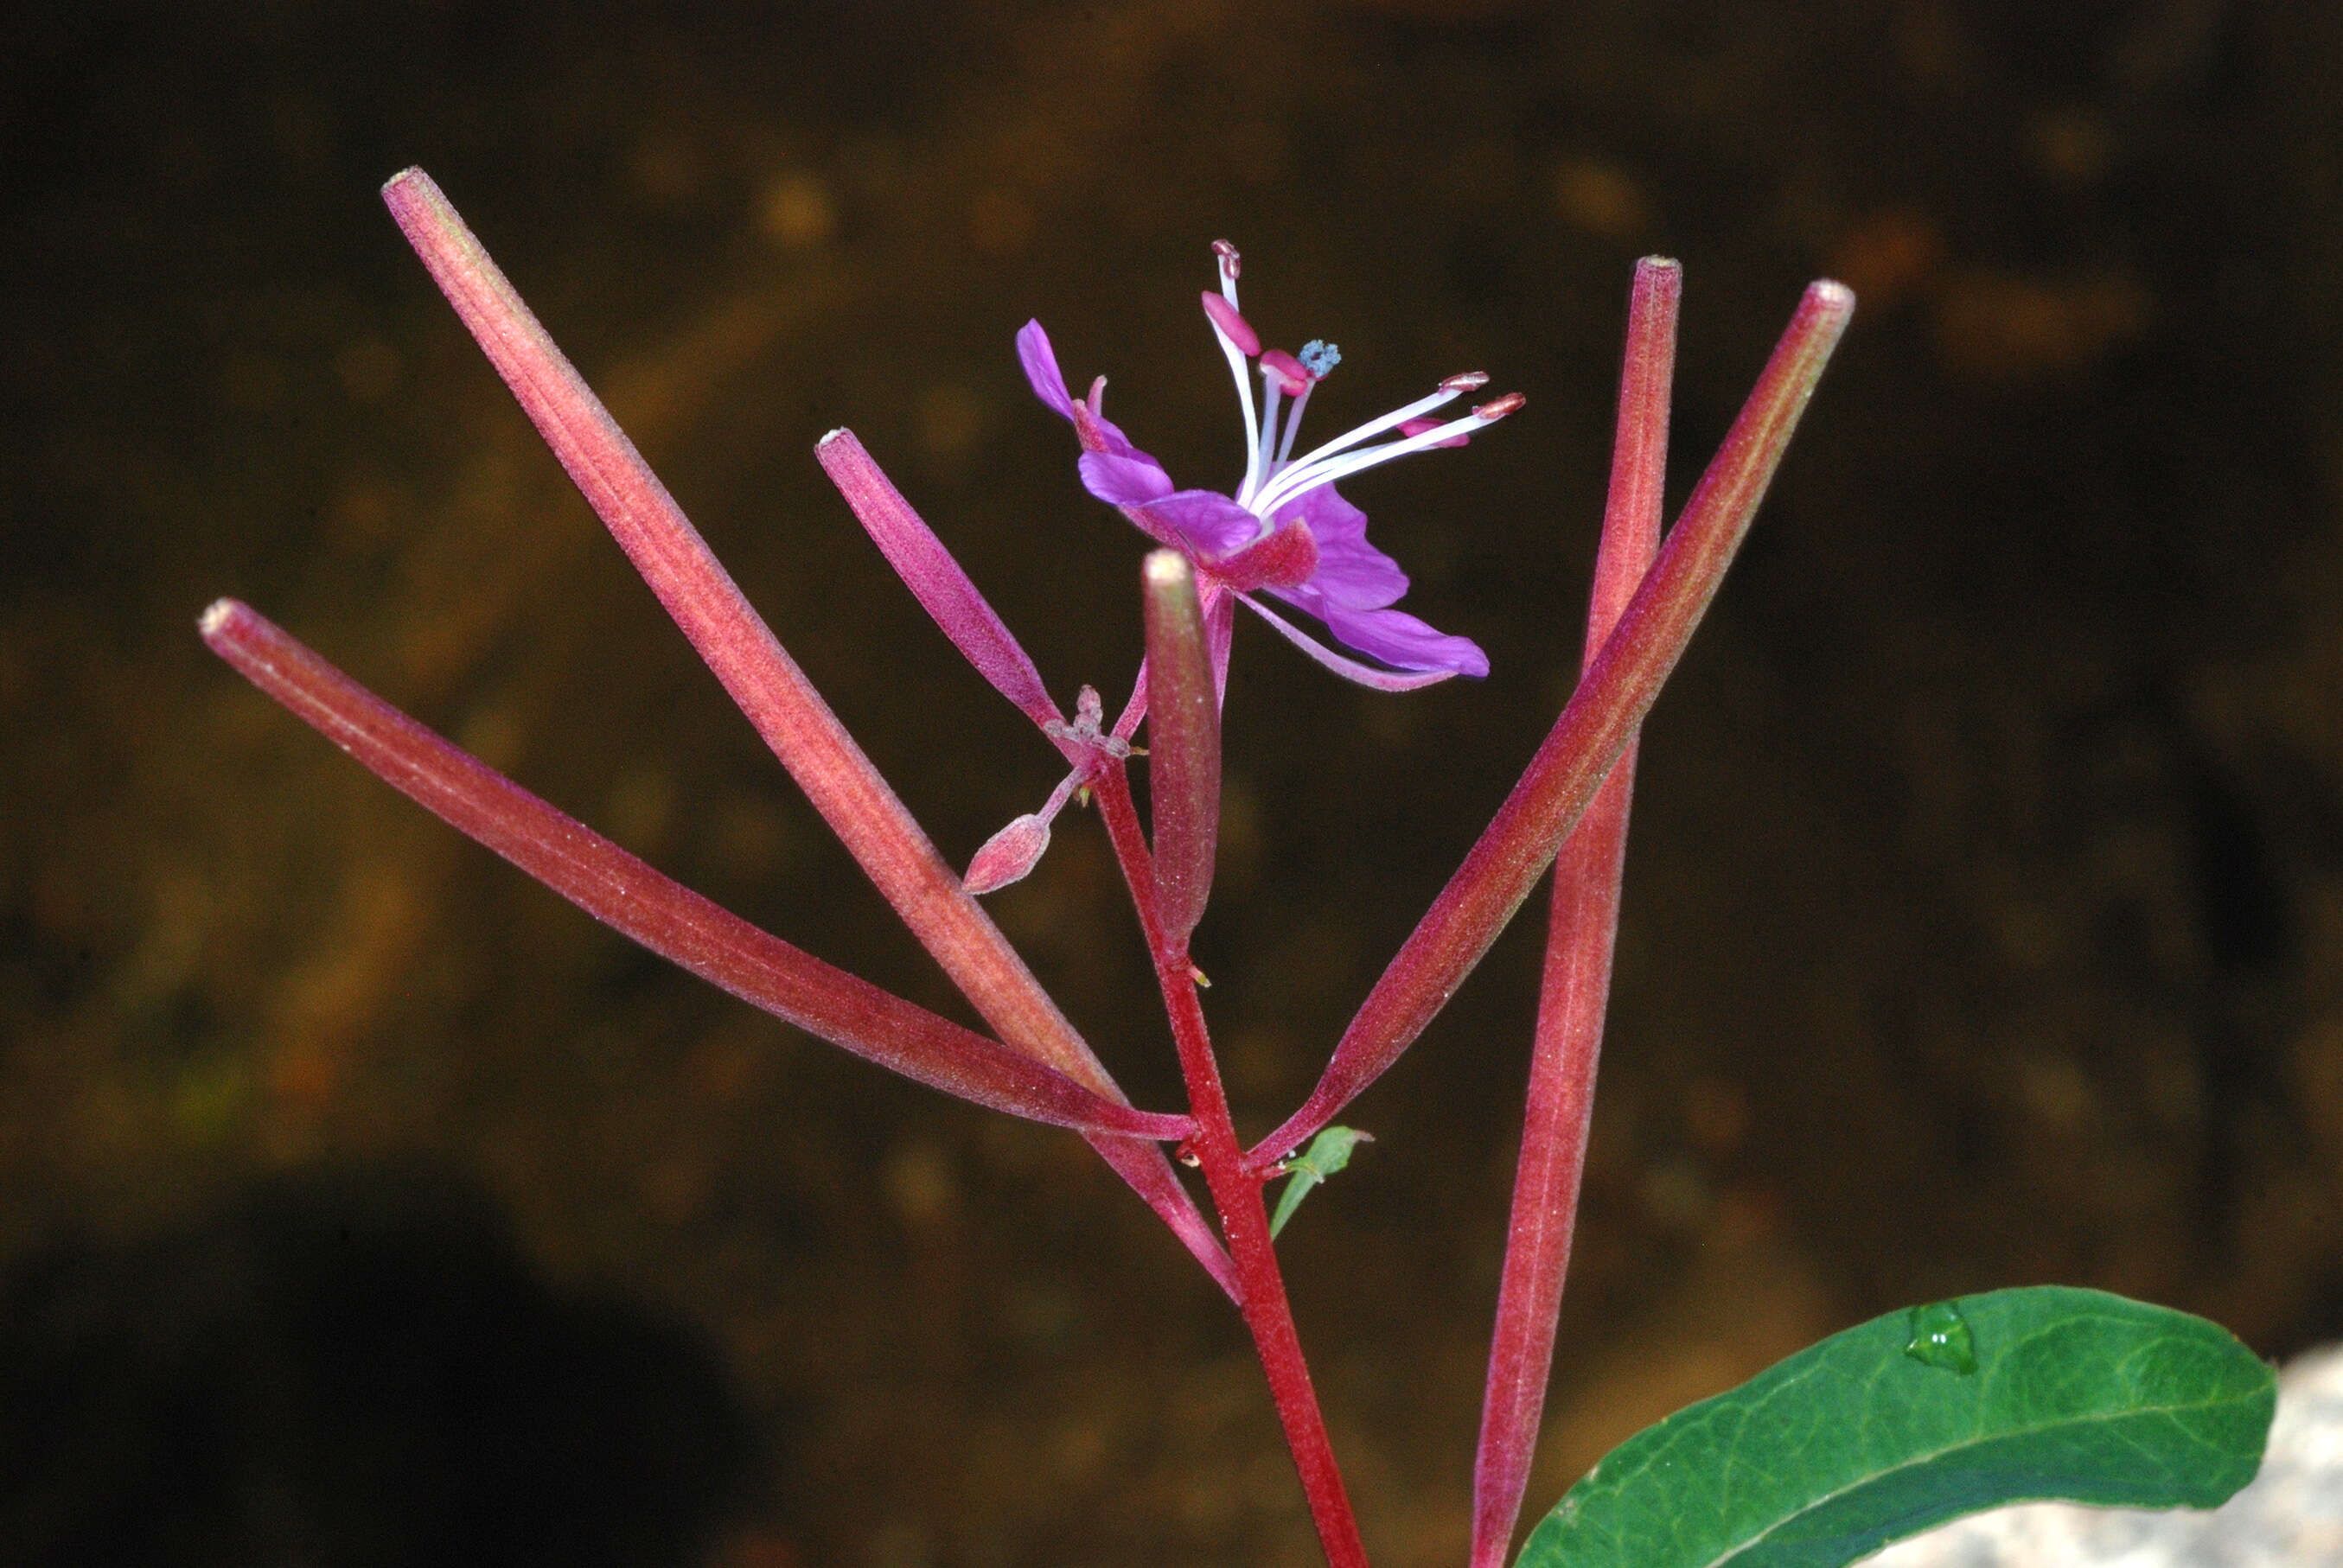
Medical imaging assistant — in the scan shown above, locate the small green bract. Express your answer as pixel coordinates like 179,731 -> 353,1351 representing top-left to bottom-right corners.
1269,1125 -> 1373,1239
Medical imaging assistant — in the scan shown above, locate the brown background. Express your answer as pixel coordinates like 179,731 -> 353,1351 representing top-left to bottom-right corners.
6,2 -> 2343,1565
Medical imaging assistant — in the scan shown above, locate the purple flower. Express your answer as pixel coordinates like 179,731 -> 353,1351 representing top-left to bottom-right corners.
1019,240 -> 1517,689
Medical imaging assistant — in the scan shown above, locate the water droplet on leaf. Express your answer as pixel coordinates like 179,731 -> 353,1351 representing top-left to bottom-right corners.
1904,1300 -> 1977,1373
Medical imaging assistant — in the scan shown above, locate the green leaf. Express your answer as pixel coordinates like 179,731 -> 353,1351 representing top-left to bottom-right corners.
1268,1125 -> 1372,1238
1516,1287 -> 2276,1568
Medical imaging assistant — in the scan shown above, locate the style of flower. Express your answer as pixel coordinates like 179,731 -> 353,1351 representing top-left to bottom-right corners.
1018,239 -> 1518,692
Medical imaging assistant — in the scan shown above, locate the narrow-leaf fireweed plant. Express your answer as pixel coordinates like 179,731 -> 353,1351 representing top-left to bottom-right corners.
204,170 -> 2275,1568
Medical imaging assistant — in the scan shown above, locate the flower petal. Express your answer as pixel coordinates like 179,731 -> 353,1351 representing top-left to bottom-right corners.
1024,320 -> 1145,458
1080,450 -> 1177,507
1070,397 -> 1144,462
1146,489 -> 1267,559
1276,480 -> 1369,545
1272,487 -> 1408,612
1237,594 -> 1462,691
1304,546 -> 1410,612
1323,601 -> 1490,677
1017,319 -> 1076,418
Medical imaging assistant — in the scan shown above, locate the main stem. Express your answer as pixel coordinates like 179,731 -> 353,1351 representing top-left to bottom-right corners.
1093,765 -> 1369,1568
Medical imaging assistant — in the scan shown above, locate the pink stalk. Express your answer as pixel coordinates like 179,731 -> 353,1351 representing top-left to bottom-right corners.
1141,551 -> 1221,949
200,600 -> 1193,1143
814,428 -> 1074,746
1251,277 -> 1854,1172
379,168 -> 1233,1291
817,425 -> 1098,896
1468,258 -> 1677,1568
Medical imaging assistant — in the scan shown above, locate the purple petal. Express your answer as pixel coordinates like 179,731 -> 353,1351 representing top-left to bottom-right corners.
1024,321 -> 1146,458
1275,481 -> 1369,546
1017,320 -> 1076,419
1303,544 -> 1409,612
1069,397 -> 1145,462
1146,490 -> 1267,559
1273,487 -> 1408,611
1237,594 -> 1461,691
1079,449 -> 1177,507
1323,601 -> 1490,677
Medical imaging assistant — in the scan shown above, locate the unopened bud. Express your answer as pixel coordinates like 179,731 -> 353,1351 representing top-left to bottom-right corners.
963,813 -> 1050,894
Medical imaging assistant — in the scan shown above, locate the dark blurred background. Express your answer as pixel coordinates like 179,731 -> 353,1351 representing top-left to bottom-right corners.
4,2 -> 2341,1564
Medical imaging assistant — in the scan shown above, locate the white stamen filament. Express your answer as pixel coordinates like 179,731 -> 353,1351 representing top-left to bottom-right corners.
1265,385 -> 1468,493
1206,264 -> 1265,503
1249,373 -> 1284,507
1274,381 -> 1313,471
1252,404 -> 1505,517
1202,245 -> 1513,545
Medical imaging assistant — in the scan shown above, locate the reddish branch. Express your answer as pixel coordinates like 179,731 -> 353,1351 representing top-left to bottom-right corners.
1468,257 -> 1677,1568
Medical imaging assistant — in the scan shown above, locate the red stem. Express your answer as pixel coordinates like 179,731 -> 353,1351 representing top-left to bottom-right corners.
1092,765 -> 1369,1568
199,600 -> 1194,1142
1467,258 -> 1676,1568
